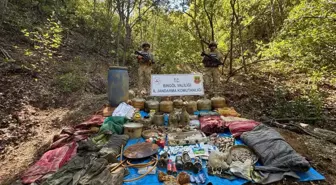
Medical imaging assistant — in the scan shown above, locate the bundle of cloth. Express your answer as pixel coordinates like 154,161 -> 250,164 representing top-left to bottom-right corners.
50,115 -> 105,150
221,116 -> 260,137
41,134 -> 129,185
199,116 -> 225,135
241,124 -> 311,184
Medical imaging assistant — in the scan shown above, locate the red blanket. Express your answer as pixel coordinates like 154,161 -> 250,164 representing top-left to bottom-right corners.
21,141 -> 78,184
227,121 -> 260,137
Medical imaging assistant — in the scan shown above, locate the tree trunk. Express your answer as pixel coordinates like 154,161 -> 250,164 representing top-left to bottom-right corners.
270,0 -> 276,34
229,0 -> 236,75
122,0 -> 133,66
237,0 -> 247,73
152,11 -> 158,51
183,0 -> 205,51
139,0 -> 143,42
194,0 -> 204,51
123,24 -> 132,65
203,0 -> 215,41
276,0 -> 285,23
116,19 -> 122,66
195,22 -> 204,51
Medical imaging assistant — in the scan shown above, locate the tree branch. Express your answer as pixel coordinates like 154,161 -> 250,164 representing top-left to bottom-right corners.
302,16 -> 336,21
225,57 -> 280,82
131,3 -> 156,28
203,0 -> 215,41
184,11 -> 194,19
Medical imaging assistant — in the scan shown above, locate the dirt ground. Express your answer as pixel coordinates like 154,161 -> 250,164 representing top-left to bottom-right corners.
275,128 -> 336,185
0,94 -> 107,185
0,106 -> 70,184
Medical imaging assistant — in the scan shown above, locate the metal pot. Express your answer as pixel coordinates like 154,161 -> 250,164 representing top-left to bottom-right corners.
211,97 -> 226,109
197,99 -> 212,111
186,101 -> 197,114
145,100 -> 160,112
132,98 -> 145,110
173,99 -> 184,109
152,112 -> 165,126
160,100 -> 173,113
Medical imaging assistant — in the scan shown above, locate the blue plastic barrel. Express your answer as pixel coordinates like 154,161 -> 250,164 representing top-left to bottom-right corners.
108,66 -> 129,107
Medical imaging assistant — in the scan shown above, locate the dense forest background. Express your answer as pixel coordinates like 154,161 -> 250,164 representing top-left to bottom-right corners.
0,0 -> 335,183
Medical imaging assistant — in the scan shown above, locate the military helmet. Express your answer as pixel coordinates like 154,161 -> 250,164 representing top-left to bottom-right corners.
141,42 -> 150,48
208,41 -> 218,48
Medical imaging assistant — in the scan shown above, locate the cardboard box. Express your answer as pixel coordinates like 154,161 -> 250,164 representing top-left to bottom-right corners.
103,105 -> 115,117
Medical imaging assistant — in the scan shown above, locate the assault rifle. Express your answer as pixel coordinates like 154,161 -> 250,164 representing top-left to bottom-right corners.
201,51 -> 224,75
135,51 -> 152,64
201,51 -> 223,66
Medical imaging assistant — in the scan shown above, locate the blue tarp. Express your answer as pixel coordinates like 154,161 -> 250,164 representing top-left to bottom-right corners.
130,111 -> 325,184
123,134 -> 324,185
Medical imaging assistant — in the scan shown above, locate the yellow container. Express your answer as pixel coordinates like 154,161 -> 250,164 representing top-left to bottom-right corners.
132,98 -> 146,110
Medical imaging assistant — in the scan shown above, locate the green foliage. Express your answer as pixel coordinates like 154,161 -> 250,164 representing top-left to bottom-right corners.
260,0 -> 336,74
272,88 -> 324,119
21,13 -> 63,64
3,0 -> 335,115
134,11 -> 201,73
55,72 -> 87,93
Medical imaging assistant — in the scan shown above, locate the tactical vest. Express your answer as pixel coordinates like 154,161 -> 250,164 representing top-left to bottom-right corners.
203,52 -> 220,67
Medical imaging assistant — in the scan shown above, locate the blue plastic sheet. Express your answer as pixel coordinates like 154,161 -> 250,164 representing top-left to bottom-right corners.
130,111 -> 325,184
122,134 -> 325,185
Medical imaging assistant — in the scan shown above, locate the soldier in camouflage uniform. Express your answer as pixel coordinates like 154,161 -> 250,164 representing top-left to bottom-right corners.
202,41 -> 223,94
136,42 -> 155,95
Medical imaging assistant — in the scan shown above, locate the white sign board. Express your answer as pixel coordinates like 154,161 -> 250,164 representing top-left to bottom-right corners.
151,74 -> 204,96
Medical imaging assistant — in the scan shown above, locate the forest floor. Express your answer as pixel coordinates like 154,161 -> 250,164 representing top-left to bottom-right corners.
0,93 -> 335,185
0,94 -> 107,185
0,106 -> 69,184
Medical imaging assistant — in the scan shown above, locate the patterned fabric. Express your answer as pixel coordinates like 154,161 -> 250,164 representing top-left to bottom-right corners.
203,67 -> 220,93
138,64 -> 152,92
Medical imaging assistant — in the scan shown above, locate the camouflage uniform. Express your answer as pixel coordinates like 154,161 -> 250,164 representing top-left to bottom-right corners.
202,42 -> 223,94
136,43 -> 155,94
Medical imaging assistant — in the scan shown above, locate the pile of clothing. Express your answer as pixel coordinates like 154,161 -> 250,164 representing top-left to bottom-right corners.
50,115 -> 105,149
20,114 -> 130,185
41,135 -> 129,185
